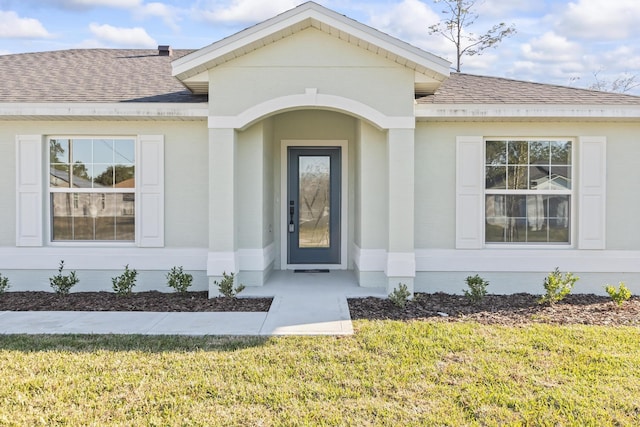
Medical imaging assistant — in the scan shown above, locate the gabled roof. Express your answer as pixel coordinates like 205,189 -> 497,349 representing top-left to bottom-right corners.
418,73 -> 640,105
172,1 -> 451,95
0,49 -> 206,103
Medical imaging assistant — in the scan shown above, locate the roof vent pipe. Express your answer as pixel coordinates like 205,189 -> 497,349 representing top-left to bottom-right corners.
158,45 -> 172,56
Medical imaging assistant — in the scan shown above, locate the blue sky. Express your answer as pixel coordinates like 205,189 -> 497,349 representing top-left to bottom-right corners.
1,0 -> 639,94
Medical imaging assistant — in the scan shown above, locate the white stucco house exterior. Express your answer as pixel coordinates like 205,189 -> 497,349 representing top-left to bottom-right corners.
2,2 -> 640,296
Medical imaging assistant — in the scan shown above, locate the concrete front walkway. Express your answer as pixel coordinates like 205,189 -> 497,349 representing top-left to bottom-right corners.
0,271 -> 386,336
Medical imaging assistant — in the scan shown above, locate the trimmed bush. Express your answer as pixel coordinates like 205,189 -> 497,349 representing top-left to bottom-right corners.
463,274 -> 489,304
112,265 -> 138,296
215,272 -> 245,298
166,266 -> 193,294
389,283 -> 411,308
49,260 -> 79,295
605,282 -> 632,307
538,267 -> 578,305
0,273 -> 10,294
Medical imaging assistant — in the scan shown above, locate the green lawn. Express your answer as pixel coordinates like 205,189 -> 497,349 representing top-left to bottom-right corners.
1,321 -> 639,426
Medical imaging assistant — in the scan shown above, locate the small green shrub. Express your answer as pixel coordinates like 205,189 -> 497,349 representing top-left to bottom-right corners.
538,267 -> 578,305
0,273 -> 10,294
389,283 -> 411,308
215,272 -> 245,298
463,274 -> 489,304
605,282 -> 632,307
112,264 -> 138,296
166,266 -> 193,294
49,260 -> 79,295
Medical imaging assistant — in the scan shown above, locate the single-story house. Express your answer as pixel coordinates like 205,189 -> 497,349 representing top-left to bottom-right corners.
1,2 -> 639,296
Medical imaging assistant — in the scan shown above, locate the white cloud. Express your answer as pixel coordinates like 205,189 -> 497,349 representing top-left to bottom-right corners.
501,29 -> 596,88
198,0 -> 300,24
46,0 -> 142,9
476,0 -> 543,17
556,0 -> 640,40
520,31 -> 583,64
135,2 -> 181,30
580,44 -> 640,85
368,0 -> 443,51
0,11 -> 52,38
88,23 -> 156,47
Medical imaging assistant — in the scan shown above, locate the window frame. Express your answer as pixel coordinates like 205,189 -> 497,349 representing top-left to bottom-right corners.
483,137 -> 575,248
46,136 -> 137,246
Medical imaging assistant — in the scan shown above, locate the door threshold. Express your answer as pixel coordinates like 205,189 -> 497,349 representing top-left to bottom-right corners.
294,269 -> 330,273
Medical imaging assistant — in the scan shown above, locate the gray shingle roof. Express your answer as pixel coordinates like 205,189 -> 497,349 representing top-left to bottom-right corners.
417,73 -> 640,105
2,49 -> 639,106
0,49 -> 207,103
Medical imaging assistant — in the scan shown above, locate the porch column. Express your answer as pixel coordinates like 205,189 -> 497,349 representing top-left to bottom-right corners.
207,127 -> 238,296
386,128 -> 416,293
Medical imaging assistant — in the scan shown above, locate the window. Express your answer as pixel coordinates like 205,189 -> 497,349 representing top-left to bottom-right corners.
49,138 -> 135,241
484,139 -> 572,244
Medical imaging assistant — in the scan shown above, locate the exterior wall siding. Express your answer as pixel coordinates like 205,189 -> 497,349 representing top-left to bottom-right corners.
208,28 -> 415,119
0,120 -> 210,292
0,120 -> 209,248
413,120 -> 640,295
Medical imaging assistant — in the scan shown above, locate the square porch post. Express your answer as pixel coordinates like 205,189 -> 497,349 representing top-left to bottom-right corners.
207,127 -> 238,296
386,128 -> 416,294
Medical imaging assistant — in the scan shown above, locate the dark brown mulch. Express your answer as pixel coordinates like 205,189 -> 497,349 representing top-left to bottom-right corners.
348,293 -> 640,326
2,291 -> 639,326
0,291 -> 272,312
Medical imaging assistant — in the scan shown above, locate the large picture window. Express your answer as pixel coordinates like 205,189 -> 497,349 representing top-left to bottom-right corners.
49,138 -> 135,242
485,139 -> 572,244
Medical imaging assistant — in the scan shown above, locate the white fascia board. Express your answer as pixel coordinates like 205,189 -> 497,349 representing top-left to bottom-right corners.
315,13 -> 450,78
172,2 -> 450,80
0,103 -> 209,119
415,103 -> 640,119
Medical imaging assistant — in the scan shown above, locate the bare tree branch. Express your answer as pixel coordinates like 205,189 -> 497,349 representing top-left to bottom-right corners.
589,70 -> 640,94
428,0 -> 516,72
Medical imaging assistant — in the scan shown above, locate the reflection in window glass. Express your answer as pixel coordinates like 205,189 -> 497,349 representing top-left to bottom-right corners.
485,195 -> 570,243
49,138 -> 136,242
485,139 -> 572,245
51,193 -> 135,241
298,156 -> 330,248
49,138 -> 135,189
93,139 -> 114,163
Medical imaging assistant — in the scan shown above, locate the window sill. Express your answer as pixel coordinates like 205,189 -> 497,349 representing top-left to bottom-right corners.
484,243 -> 573,250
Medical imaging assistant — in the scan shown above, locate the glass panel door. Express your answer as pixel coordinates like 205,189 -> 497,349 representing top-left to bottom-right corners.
288,148 -> 340,264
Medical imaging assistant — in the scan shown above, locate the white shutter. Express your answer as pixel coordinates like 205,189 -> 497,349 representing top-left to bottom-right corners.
578,136 -> 606,249
456,136 -> 484,249
16,135 -> 43,246
137,135 -> 165,247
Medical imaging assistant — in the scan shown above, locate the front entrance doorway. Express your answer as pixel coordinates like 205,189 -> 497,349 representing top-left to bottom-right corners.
287,147 -> 341,264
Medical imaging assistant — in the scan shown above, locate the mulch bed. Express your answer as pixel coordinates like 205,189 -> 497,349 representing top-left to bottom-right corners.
0,291 -> 272,312
2,291 -> 639,326
348,293 -> 640,326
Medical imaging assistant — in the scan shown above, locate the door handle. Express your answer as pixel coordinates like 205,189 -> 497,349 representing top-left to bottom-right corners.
289,200 -> 295,233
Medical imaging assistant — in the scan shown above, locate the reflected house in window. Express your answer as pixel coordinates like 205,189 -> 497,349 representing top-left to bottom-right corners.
49,138 -> 136,241
530,174 -> 571,192
485,140 -> 571,244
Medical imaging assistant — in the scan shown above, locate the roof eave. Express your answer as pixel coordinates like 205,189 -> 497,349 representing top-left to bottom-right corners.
415,103 -> 640,120
0,102 -> 209,120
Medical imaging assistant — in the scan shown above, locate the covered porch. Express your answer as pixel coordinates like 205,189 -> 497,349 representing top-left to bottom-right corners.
205,107 -> 417,296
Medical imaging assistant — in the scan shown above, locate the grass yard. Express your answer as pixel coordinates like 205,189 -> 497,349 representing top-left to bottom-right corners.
1,321 -> 639,426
